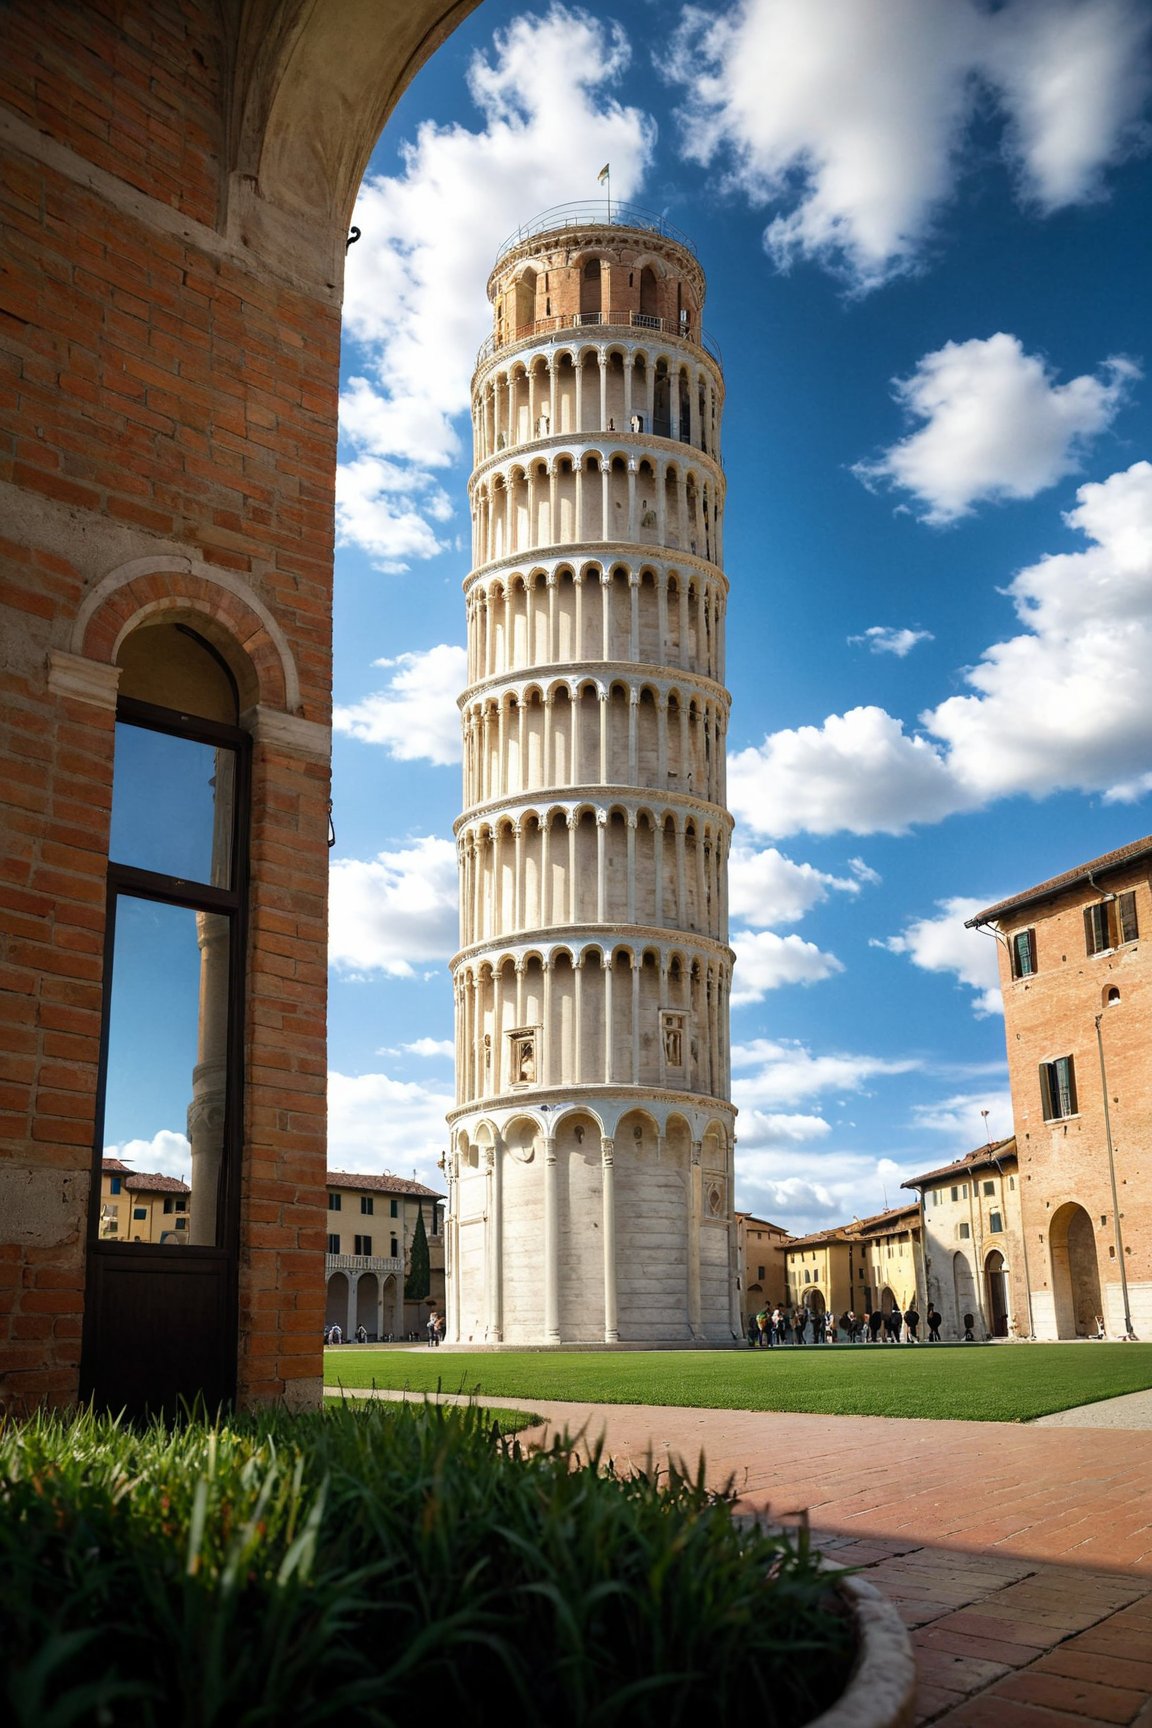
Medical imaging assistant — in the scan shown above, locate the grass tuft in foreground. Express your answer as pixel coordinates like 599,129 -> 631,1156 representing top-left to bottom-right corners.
0,1399 -> 852,1728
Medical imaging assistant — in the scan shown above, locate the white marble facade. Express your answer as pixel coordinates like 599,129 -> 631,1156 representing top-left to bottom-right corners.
446,210 -> 738,1345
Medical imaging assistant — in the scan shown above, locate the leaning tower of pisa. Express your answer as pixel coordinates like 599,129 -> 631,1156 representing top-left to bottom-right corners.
446,205 -> 737,1346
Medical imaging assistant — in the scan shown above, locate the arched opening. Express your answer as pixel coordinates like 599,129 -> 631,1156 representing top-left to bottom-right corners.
985,1249 -> 1009,1337
580,257 -> 602,320
356,1271 -> 379,1337
639,265 -> 659,321
513,268 -> 536,338
1050,1202 -> 1102,1338
81,622 -> 249,1418
325,1271 -> 349,1332
951,1255 -> 977,1334
805,1289 -> 826,1317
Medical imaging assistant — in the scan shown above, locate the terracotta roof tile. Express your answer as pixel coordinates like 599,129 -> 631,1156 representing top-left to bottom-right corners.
902,1137 -> 1016,1190
327,1170 -> 443,1200
966,836 -> 1152,926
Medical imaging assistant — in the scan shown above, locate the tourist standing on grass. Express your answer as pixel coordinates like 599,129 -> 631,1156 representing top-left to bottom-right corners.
885,1308 -> 902,1343
927,1305 -> 942,1341
904,1304 -> 920,1342
774,1307 -> 787,1346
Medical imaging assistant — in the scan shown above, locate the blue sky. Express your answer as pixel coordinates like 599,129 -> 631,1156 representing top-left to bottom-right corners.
117,0 -> 1152,1234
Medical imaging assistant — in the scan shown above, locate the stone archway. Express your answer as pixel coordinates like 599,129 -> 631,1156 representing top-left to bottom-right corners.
1050,1203 -> 1102,1338
985,1250 -> 1009,1337
952,1256 -> 977,1333
325,1271 -> 349,1331
356,1272 -> 379,1336
805,1289 -> 826,1316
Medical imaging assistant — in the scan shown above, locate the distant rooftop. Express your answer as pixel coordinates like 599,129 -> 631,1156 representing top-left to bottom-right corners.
494,201 -> 697,265
327,1169 -> 443,1200
903,1137 -> 1016,1191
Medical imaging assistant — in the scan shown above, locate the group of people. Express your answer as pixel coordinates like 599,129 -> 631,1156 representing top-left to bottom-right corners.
748,1303 -> 945,1346
323,1323 -> 370,1345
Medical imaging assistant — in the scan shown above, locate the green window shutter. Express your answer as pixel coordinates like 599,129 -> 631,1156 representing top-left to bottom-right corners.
1119,890 -> 1138,944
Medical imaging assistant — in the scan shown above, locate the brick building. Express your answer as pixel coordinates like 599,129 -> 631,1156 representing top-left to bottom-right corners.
902,1140 -> 1025,1341
0,0 -> 477,1415
967,837 -> 1152,1340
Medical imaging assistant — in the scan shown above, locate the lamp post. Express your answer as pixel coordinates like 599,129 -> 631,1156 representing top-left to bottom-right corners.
1094,1011 -> 1136,1340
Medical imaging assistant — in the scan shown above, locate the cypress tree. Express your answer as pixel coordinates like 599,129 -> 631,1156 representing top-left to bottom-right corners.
405,1201 -> 430,1301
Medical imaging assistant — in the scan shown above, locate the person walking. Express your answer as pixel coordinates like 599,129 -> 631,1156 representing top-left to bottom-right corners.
904,1303 -> 920,1343
927,1305 -> 942,1342
870,1308 -> 883,1343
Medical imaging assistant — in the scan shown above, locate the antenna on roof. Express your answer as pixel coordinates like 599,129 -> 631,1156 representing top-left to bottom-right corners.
981,1108 -> 991,1146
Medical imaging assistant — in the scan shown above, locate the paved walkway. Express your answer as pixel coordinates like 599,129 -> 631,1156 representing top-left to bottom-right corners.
510,1400 -> 1152,1726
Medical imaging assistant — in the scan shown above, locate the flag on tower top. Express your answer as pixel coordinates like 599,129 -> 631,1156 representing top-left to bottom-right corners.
597,163 -> 610,183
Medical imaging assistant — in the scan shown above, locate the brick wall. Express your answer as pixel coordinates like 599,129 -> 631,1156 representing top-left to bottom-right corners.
997,864 -> 1152,1337
0,0 -> 340,1409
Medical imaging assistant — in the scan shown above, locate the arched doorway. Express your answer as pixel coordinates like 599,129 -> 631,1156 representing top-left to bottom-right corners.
805,1289 -> 826,1316
985,1250 -> 1009,1337
356,1272 -> 379,1337
325,1271 -> 349,1332
1050,1203 -> 1102,1338
952,1255 -> 977,1332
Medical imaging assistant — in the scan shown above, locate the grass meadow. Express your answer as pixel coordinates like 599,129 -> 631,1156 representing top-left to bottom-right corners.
323,1340 -> 1152,1423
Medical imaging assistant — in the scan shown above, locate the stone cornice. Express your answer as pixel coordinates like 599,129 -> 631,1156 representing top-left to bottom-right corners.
241,705 -> 331,765
46,651 -> 121,709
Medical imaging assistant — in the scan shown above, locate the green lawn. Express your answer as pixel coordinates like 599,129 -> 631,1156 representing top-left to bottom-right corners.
323,1341 -> 1152,1423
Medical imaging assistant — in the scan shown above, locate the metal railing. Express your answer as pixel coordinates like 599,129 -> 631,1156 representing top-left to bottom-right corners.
326,1252 -> 403,1276
494,201 -> 697,264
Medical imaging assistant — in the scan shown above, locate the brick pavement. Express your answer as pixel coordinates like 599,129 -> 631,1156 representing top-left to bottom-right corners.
517,1401 -> 1152,1725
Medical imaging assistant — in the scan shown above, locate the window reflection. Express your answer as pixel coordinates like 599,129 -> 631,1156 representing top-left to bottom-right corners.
109,724 -> 235,887
100,897 -> 230,1247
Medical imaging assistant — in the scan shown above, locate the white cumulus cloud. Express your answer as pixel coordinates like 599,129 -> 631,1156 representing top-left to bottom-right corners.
337,7 -> 654,568
103,1129 -> 191,1181
328,1071 -> 454,1193
731,1037 -> 921,1106
927,462 -> 1152,803
729,705 -> 962,838
667,0 -> 1152,290
854,335 -> 1139,524
329,838 -> 459,977
728,843 -> 863,925
908,1089 -> 1013,1148
730,929 -> 843,1005
334,644 -> 467,765
401,1038 -> 456,1060
874,896 -> 1004,1017
729,463 -> 1152,836
848,625 -> 935,657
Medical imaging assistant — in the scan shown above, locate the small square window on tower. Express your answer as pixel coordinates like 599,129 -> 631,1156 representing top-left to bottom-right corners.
508,1027 -> 539,1085
660,1010 -> 686,1068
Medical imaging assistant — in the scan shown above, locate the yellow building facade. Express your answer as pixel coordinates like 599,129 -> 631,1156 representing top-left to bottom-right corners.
324,1173 -> 445,1341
